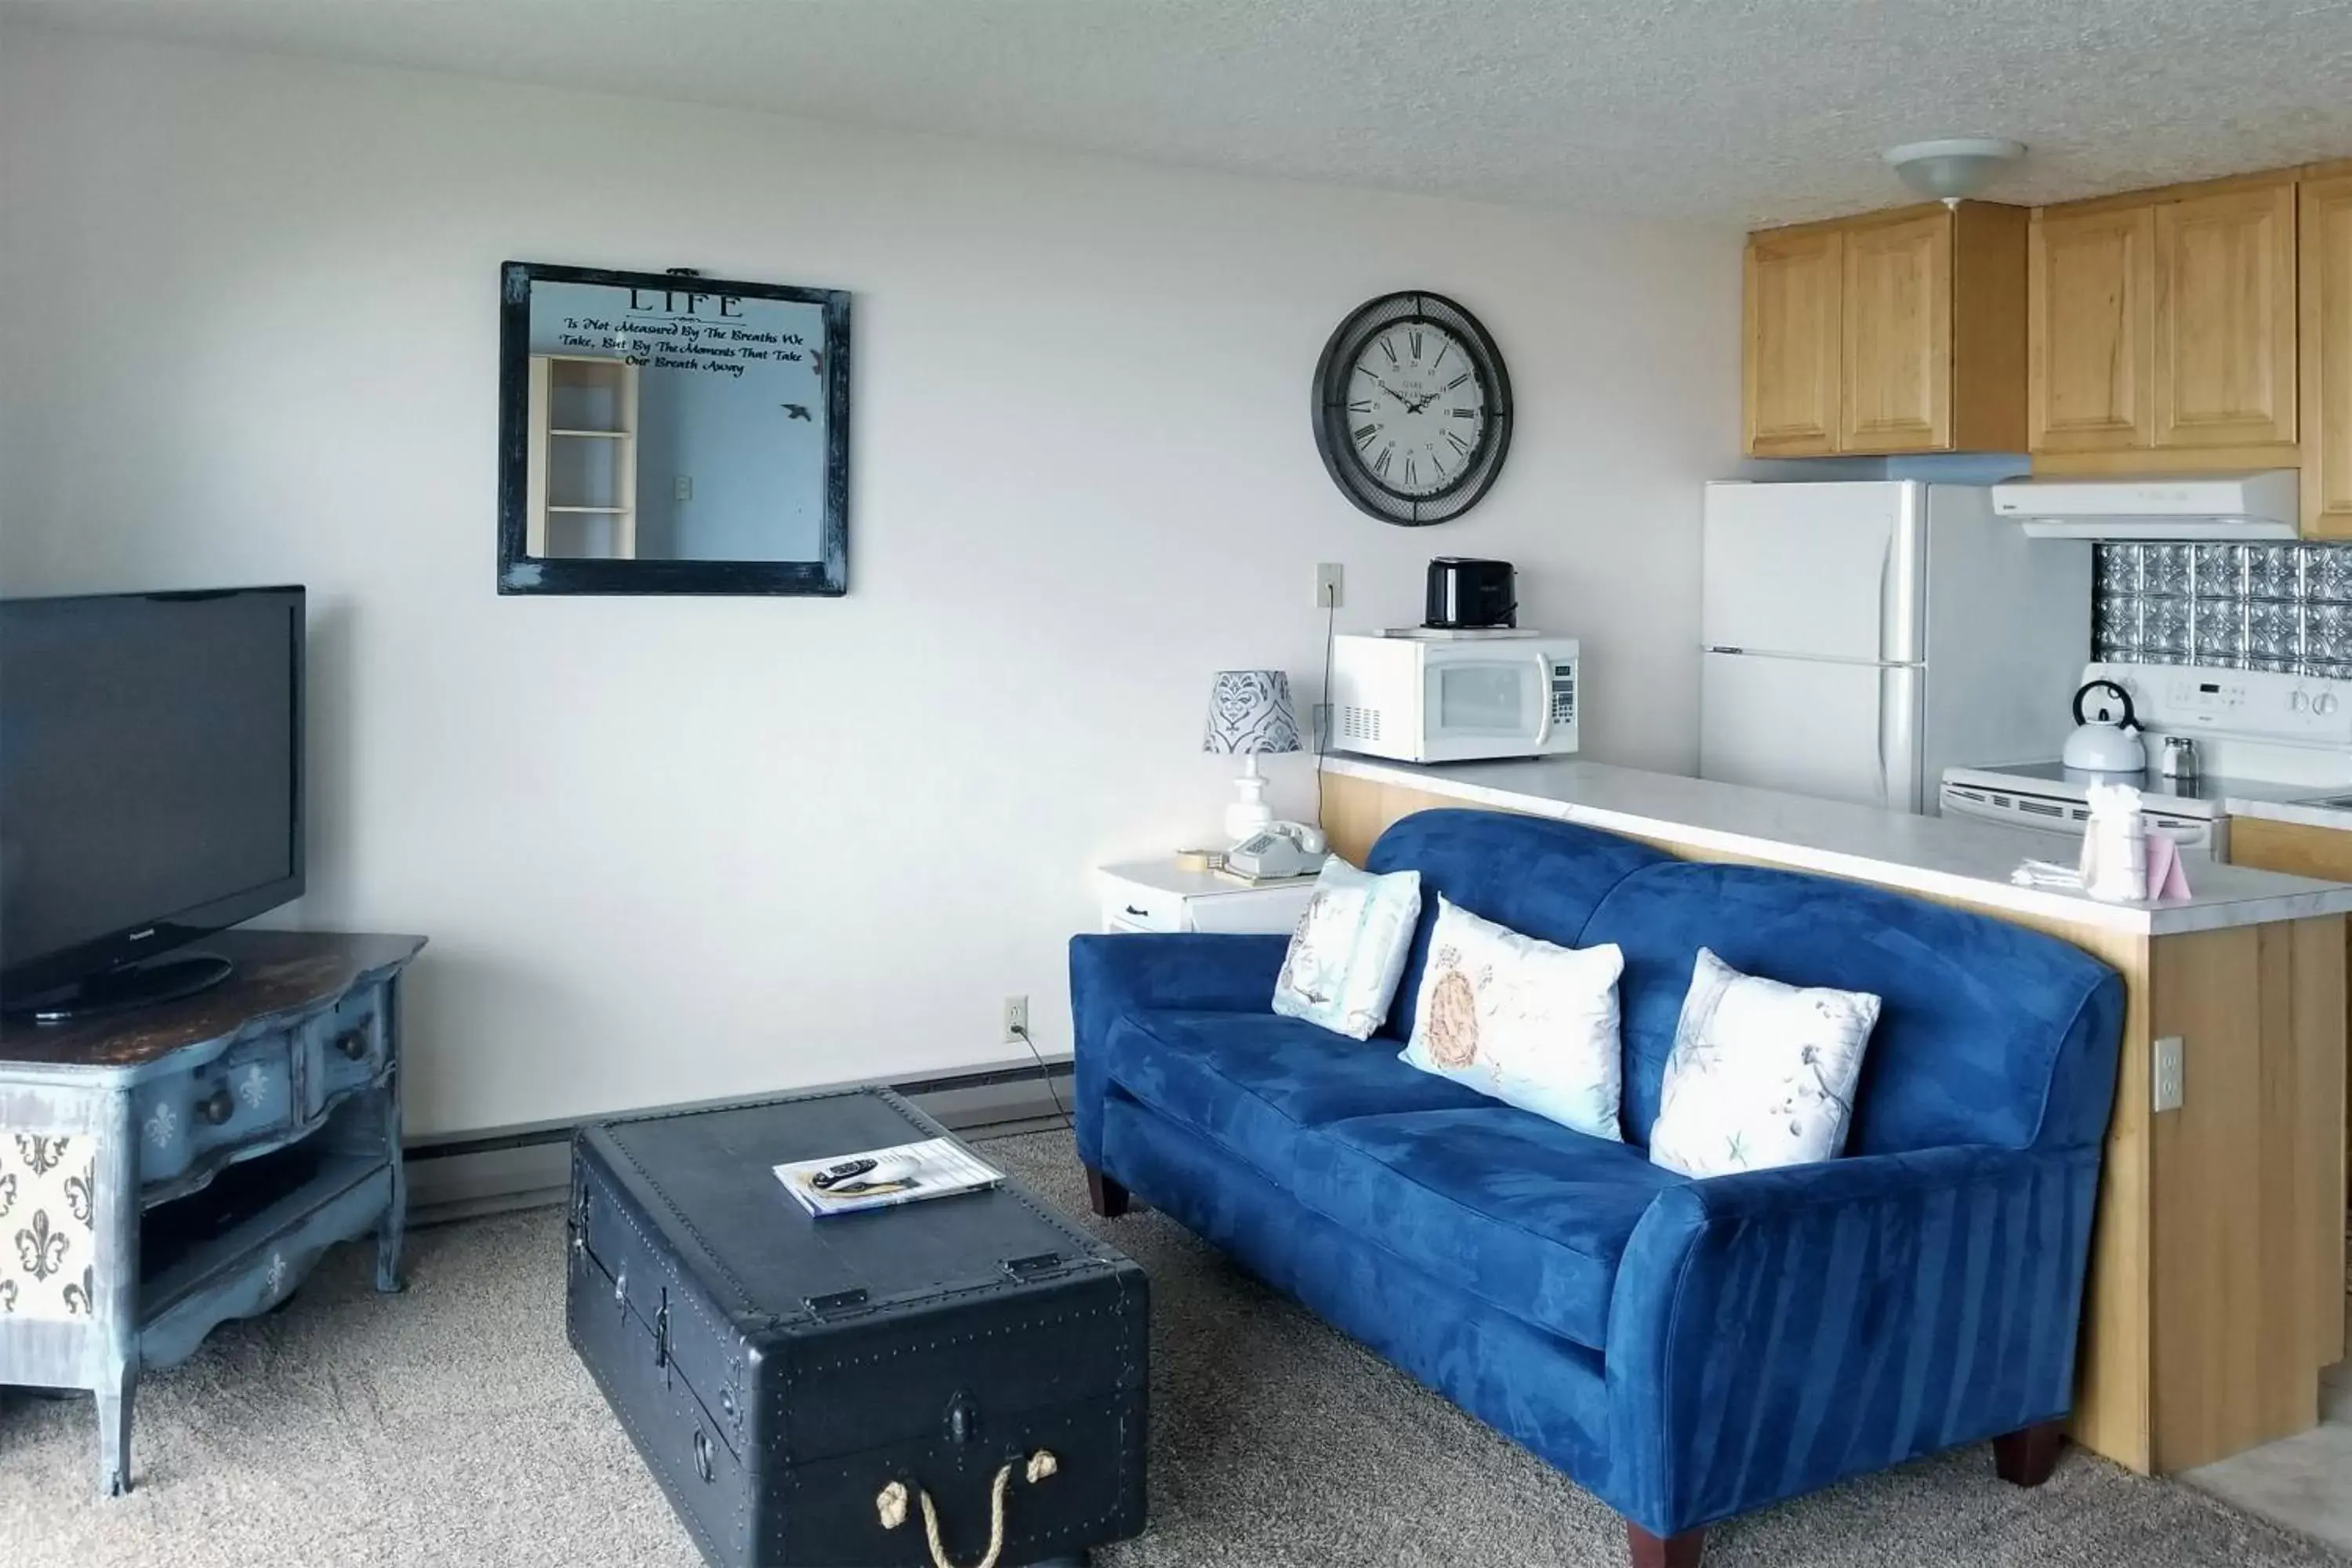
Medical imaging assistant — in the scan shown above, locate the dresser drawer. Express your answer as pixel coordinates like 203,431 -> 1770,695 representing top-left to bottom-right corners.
1101,880 -> 1189,933
307,983 -> 388,1113
135,1029 -> 298,1195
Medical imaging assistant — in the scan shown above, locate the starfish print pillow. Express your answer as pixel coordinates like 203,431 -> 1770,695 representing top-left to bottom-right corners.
1648,948 -> 1882,1178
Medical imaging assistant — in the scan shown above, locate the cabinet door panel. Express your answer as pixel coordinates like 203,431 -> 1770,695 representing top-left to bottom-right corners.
2154,181 -> 2297,448
2031,204 -> 2154,452
1744,227 -> 1841,456
2303,175 -> 2352,536
1840,210 -> 1952,452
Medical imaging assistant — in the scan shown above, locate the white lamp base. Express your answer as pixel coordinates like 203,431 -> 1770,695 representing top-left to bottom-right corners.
1225,754 -> 1274,843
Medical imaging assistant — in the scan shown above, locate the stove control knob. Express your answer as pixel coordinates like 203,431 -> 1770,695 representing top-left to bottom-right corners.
2291,690 -> 2311,713
2318,693 -> 2339,717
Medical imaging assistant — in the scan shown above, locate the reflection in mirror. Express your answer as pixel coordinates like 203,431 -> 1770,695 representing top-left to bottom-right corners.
499,263 -> 849,597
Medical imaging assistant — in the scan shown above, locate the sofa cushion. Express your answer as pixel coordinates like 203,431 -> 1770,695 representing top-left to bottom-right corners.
1584,860 -> 2118,1155
1100,1009 -> 1490,1180
1292,1106 -> 1687,1349
1365,810 -> 1670,1044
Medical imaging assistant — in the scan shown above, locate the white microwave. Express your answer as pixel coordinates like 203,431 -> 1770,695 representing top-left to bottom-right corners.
1329,632 -> 1580,763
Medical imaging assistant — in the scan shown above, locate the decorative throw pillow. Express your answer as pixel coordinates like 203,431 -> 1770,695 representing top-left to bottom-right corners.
1270,858 -> 1422,1040
1398,896 -> 1626,1141
1648,948 -> 1882,1178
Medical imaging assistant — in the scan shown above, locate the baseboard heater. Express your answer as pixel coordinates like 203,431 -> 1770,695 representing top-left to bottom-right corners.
403,1054 -> 1074,1226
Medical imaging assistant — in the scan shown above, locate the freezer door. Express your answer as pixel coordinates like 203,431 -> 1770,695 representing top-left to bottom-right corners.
1703,481 -> 1925,662
1700,652 -> 1924,811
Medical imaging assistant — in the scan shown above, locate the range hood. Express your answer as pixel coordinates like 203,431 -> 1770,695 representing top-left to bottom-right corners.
1990,470 -> 2300,539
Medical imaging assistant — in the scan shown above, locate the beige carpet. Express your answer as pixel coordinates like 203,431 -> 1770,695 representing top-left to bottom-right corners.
1,1128 -> 2343,1568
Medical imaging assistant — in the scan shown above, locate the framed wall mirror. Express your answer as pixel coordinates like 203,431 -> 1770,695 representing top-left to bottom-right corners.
496,261 -> 850,596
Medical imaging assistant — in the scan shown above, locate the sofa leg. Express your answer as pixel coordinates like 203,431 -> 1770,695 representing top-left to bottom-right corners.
1992,1419 -> 2066,1487
1626,1522 -> 1704,1568
1084,1167 -> 1131,1218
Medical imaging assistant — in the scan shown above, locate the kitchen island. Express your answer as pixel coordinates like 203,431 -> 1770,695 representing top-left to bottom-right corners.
1320,753 -> 2350,1475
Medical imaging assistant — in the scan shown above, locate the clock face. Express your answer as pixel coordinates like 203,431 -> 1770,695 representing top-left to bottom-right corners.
1341,323 -> 1489,498
1313,292 -> 1512,526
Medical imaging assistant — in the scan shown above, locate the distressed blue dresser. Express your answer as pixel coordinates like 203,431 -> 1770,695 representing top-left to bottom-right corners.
0,930 -> 426,1494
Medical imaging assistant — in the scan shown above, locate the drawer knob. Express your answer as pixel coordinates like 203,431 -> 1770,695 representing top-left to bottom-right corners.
197,1087 -> 235,1126
334,1029 -> 370,1062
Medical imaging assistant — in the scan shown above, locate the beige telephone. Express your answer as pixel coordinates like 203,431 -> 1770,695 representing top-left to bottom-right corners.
1226,821 -> 1327,880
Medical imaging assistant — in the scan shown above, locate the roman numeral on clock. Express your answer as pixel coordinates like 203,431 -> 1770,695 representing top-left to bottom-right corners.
1446,430 -> 1472,454
1353,423 -> 1379,447
1373,445 -> 1393,477
1347,399 -> 1373,413
1451,406 -> 1477,418
1409,328 -> 1424,361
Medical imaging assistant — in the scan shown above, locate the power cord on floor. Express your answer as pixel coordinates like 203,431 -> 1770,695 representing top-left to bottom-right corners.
1010,1022 -> 1074,1134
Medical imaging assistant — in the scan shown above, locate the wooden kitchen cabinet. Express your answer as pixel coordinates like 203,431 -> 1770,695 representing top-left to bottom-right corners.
1744,224 -> 1842,455
2154,180 -> 2299,448
2029,202 -> 2155,452
1742,201 -> 2026,456
2303,171 -> 2352,536
2031,172 -> 2299,463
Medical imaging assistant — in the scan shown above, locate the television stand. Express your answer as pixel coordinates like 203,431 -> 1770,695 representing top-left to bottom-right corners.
0,929 -> 426,1495
16,951 -> 236,1024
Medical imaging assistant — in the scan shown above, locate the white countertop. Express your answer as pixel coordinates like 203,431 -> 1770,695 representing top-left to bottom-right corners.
1320,754 -> 2352,935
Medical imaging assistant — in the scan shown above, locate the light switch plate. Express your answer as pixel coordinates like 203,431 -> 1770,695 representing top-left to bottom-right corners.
2152,1035 -> 2184,1112
674,475 -> 694,502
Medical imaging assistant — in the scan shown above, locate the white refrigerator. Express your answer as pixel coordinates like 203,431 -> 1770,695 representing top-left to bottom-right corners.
1700,481 -> 2092,813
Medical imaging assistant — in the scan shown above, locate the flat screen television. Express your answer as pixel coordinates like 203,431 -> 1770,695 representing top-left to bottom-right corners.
0,586 -> 305,1019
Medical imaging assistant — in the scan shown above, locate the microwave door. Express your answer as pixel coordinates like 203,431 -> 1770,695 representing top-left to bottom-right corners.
1420,653 -> 1549,761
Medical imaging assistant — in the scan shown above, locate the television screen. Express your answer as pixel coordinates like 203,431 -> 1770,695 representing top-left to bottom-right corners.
0,587 -> 304,1004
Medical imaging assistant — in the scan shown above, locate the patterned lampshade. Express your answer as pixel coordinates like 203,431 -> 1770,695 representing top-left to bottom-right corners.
1203,670 -> 1301,756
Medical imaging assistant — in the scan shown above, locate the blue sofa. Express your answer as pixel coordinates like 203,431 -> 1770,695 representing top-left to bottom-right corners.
1069,810 -> 2124,1567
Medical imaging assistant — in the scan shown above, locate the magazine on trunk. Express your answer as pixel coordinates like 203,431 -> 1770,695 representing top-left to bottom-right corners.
774,1138 -> 1004,1218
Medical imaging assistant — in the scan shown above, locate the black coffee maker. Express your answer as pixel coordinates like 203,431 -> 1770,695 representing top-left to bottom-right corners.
1425,557 -> 1517,630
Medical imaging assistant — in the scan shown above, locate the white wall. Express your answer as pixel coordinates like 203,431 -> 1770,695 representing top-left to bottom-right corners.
0,27 -> 1740,1136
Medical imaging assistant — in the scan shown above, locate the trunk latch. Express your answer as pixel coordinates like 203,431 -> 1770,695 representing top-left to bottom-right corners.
944,1389 -> 981,1445
654,1292 -> 670,1369
1002,1250 -> 1065,1280
804,1287 -> 869,1317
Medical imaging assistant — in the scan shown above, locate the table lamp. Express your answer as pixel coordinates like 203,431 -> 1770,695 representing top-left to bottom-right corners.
1203,670 -> 1301,841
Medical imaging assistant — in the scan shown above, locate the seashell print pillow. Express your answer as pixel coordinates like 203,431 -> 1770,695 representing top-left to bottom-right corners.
1397,896 -> 1627,1141
1648,948 -> 1882,1178
1269,858 -> 1422,1040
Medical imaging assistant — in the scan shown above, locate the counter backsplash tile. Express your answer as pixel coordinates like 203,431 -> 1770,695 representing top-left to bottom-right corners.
2093,541 -> 2352,675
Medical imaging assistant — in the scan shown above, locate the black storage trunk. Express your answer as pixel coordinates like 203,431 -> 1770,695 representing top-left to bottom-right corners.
566,1087 -> 1149,1568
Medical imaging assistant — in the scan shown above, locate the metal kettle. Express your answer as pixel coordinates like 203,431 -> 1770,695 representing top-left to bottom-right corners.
2063,678 -> 2147,774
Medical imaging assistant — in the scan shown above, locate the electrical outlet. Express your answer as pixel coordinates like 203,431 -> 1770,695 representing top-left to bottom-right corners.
1002,995 -> 1029,1044
2152,1034 -> 2185,1112
674,475 -> 694,503
1315,563 -> 1344,609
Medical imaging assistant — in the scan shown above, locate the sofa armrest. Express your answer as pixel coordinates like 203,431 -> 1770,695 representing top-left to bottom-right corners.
1602,1143 -> 2101,1537
1067,933 -> 1287,1169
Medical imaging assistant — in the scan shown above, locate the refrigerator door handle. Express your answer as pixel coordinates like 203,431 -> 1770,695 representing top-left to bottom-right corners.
1875,670 -> 1891,809
1878,666 -> 1922,813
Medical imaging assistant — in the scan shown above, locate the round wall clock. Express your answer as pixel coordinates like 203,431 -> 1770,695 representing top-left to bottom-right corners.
1312,291 -> 1513,526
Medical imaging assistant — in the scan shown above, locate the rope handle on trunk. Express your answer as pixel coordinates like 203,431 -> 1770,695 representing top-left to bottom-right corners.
876,1450 -> 1058,1568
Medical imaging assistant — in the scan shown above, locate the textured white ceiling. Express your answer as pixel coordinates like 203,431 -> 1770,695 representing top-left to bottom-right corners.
10,0 -> 2352,226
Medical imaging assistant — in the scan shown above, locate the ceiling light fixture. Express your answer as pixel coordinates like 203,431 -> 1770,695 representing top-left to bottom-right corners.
1882,138 -> 2026,206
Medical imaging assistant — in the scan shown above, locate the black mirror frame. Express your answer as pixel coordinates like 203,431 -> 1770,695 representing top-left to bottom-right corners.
496,260 -> 851,597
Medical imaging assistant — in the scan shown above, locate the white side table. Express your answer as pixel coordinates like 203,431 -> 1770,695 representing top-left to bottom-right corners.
1096,861 -> 1317,935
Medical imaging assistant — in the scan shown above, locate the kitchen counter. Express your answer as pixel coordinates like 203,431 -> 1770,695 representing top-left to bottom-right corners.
1318,753 -> 2352,935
